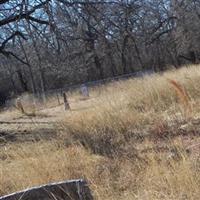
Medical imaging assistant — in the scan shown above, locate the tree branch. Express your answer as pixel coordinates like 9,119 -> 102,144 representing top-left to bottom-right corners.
0,31 -> 26,50
0,0 -> 51,27
0,0 -> 9,4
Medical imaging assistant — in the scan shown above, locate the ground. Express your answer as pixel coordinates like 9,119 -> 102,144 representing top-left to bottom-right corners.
1,65 -> 200,199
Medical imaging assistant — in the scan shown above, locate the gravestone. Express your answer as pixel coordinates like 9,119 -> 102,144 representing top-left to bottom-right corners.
80,84 -> 89,97
0,179 -> 93,200
15,97 -> 25,113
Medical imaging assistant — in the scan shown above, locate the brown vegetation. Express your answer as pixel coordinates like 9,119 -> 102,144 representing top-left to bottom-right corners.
1,65 -> 200,199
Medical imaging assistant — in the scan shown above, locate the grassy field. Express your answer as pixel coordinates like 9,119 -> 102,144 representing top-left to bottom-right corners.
1,65 -> 200,199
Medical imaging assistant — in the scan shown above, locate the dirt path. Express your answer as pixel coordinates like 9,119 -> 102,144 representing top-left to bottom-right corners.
0,96 -> 100,145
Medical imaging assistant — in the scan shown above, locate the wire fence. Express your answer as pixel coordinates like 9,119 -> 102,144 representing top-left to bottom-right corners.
4,69 -> 155,111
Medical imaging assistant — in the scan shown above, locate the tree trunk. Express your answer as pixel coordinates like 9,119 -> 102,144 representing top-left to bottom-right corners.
19,38 -> 37,95
94,53 -> 104,79
25,22 -> 46,102
16,69 -> 28,92
121,35 -> 129,74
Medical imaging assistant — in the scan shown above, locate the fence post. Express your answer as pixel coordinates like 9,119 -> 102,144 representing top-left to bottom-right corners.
63,92 -> 70,110
56,93 -> 61,105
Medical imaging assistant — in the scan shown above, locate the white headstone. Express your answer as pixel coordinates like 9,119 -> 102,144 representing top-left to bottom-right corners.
81,84 -> 89,97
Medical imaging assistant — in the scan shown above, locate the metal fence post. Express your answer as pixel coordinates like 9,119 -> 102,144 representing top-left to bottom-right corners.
63,92 -> 70,110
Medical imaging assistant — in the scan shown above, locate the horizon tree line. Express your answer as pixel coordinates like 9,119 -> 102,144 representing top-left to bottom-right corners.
0,0 -> 199,99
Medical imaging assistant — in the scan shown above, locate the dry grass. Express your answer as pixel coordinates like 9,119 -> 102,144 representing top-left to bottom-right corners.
1,64 -> 200,199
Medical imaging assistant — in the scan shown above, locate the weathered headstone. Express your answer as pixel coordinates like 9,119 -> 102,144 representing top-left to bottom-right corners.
15,97 -> 25,114
0,179 -> 93,200
80,84 -> 89,97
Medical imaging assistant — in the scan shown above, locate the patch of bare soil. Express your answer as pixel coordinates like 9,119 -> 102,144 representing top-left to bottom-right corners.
0,128 -> 57,145
0,107 -> 60,147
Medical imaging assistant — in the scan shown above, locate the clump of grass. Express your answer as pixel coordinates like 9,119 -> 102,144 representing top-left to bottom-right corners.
15,98 -> 36,117
168,79 -> 192,117
1,140 -> 200,199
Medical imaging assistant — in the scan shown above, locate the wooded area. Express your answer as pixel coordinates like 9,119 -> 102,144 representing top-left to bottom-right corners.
0,0 -> 199,100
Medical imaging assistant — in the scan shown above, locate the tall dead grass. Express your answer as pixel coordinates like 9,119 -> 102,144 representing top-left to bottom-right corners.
1,64 -> 200,199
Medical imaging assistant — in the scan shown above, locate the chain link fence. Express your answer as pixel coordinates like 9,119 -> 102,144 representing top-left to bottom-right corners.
4,70 -> 154,112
